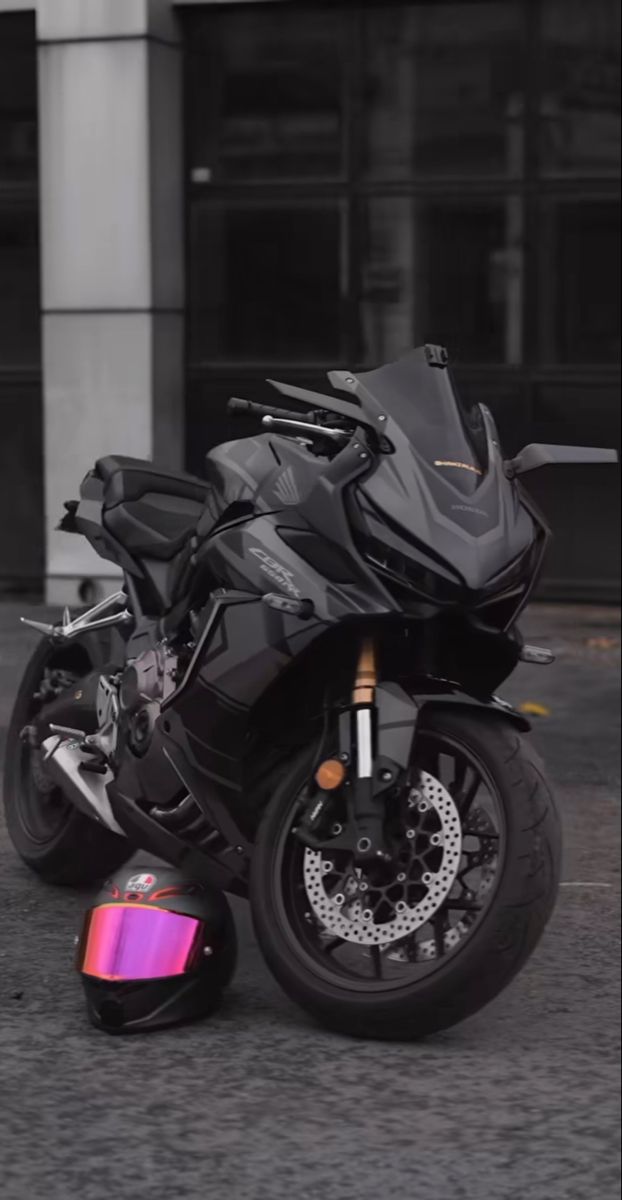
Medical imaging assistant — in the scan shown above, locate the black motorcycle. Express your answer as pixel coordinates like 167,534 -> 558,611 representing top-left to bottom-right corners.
4,345 -> 617,1039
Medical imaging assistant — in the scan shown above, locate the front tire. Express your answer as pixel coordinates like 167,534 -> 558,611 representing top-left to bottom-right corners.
250,709 -> 561,1040
3,635 -> 133,886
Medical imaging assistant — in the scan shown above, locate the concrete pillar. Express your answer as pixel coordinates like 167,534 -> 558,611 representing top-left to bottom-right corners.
36,0 -> 184,604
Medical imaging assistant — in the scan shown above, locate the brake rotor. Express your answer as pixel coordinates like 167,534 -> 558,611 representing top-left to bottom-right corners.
392,805 -> 499,961
303,770 -> 462,947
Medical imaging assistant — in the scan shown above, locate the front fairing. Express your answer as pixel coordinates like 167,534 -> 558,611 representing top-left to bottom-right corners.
200,347 -> 538,618
329,348 -> 536,595
359,407 -> 535,593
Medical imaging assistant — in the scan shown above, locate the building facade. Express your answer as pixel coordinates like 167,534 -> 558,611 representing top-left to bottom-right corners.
0,0 -> 620,603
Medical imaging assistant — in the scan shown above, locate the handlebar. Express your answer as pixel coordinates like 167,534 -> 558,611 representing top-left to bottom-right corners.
227,397 -> 310,423
228,393 -> 387,456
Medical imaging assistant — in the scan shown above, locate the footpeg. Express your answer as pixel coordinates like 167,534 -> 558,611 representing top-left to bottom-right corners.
48,723 -> 88,741
79,760 -> 108,776
41,735 -> 125,835
520,644 -> 555,665
20,590 -> 132,641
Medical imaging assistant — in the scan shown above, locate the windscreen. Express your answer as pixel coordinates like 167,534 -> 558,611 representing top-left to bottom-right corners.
356,347 -> 489,496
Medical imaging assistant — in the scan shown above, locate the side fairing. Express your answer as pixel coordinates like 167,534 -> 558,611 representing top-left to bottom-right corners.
203,514 -> 395,622
163,597 -> 328,797
167,434 -> 396,801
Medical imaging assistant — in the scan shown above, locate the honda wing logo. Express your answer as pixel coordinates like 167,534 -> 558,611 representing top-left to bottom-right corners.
273,467 -> 300,506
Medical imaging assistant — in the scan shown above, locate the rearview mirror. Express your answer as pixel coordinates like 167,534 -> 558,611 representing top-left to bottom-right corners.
505,443 -> 619,478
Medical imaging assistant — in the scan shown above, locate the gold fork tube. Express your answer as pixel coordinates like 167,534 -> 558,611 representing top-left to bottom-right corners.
352,637 -> 377,705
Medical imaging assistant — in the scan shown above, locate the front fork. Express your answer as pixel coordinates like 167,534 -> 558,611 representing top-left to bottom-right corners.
351,637 -> 376,774
297,637 -> 419,864
343,639 -> 390,863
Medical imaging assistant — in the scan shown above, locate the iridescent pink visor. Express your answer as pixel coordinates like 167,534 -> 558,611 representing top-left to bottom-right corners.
77,903 -> 203,981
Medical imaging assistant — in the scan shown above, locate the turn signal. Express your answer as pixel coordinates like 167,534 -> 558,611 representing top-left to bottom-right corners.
314,759 -> 346,791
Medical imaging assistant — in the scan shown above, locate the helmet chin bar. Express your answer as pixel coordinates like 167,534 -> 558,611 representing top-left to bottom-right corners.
20,591 -> 133,641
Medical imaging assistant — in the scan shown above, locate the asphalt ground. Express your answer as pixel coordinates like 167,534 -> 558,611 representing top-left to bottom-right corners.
0,602 -> 620,1200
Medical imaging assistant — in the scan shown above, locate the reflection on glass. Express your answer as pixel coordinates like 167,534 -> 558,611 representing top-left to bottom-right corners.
358,197 -> 524,365
0,210 -> 40,366
540,0 -> 620,176
190,203 -> 342,362
362,3 -> 524,178
538,199 -> 620,363
188,9 -> 344,181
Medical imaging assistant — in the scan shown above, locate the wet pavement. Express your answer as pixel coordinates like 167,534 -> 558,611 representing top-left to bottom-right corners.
0,602 -> 619,1200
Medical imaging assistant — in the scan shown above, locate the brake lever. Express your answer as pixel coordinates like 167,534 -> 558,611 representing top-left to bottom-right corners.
262,415 -> 350,442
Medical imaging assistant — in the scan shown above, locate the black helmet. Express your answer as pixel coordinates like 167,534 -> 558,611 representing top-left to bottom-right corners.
76,865 -> 237,1033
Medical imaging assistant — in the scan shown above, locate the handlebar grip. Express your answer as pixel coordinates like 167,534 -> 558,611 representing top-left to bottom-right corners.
227,396 -> 315,423
227,397 -> 260,417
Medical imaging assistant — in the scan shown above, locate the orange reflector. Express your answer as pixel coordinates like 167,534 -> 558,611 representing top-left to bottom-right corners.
315,759 -> 346,790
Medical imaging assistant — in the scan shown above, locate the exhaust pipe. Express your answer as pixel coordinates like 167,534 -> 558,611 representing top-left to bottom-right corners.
41,736 -> 127,837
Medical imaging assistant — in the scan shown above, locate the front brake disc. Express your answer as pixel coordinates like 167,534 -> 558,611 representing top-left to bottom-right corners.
303,770 -> 462,947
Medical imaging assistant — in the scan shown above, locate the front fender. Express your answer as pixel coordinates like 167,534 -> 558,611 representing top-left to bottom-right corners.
413,690 -> 530,732
374,680 -> 529,771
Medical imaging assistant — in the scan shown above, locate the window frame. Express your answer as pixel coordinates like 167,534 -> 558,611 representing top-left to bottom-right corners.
183,0 -> 621,376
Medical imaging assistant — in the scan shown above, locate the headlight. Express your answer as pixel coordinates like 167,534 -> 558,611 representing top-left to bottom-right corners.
361,534 -> 464,607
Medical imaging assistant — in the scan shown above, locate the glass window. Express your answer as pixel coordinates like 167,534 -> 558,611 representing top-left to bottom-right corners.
187,8 -> 345,182
0,14 -> 38,184
357,196 -> 524,365
540,0 -> 620,177
532,382 -> 621,448
361,2 -> 525,179
189,201 -> 343,362
537,198 -> 620,364
0,208 -> 40,367
0,381 -> 43,586
527,384 -> 621,592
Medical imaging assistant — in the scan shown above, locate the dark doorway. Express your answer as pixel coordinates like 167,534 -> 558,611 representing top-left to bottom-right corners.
0,12 -> 43,596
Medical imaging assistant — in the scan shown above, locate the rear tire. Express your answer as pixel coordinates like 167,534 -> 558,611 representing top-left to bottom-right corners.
250,709 -> 561,1040
3,634 -> 133,886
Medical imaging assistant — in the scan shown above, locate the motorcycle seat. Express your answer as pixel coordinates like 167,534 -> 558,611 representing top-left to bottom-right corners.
95,455 -> 209,506
96,455 -> 210,562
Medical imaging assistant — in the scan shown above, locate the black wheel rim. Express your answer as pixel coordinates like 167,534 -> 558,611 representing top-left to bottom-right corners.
17,743 -> 72,844
273,727 -> 507,993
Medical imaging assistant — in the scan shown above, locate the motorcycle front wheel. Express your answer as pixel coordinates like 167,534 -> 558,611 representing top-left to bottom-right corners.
250,709 -> 561,1040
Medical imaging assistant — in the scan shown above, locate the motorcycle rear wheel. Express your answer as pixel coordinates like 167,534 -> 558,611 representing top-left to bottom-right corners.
250,708 -> 561,1040
3,636 -> 133,886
